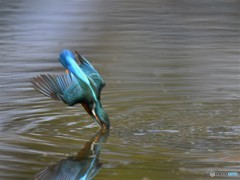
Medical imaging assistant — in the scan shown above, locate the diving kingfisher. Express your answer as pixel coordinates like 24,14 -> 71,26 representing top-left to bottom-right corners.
31,50 -> 110,129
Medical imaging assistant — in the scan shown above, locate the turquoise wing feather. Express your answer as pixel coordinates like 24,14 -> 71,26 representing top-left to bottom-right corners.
75,51 -> 105,95
31,74 -> 91,106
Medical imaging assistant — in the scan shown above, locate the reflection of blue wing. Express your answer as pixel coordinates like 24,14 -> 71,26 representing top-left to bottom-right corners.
35,129 -> 109,180
75,51 -> 105,96
35,158 -> 102,180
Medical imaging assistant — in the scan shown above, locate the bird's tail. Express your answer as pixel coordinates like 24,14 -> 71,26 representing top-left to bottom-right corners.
31,74 -> 74,102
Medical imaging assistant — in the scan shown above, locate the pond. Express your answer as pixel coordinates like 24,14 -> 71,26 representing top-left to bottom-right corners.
0,0 -> 239,179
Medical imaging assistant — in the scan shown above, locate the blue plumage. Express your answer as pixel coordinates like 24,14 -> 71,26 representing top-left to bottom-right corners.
75,50 -> 105,97
32,50 -> 110,129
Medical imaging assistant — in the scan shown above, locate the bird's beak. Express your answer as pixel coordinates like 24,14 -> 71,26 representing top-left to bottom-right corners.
92,109 -> 102,127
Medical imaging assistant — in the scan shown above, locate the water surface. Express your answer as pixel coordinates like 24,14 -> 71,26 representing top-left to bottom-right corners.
0,0 -> 239,179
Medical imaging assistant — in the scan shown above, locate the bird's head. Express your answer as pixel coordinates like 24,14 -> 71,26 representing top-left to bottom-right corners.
92,102 -> 110,129
59,49 -> 75,73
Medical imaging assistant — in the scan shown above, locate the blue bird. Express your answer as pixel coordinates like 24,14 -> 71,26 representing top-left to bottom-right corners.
31,50 -> 110,129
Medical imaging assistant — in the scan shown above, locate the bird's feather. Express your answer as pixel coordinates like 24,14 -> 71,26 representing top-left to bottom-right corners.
31,74 -> 89,106
75,51 -> 106,96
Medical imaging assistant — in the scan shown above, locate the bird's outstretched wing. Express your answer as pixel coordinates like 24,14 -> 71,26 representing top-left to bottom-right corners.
31,74 -> 91,106
75,51 -> 105,96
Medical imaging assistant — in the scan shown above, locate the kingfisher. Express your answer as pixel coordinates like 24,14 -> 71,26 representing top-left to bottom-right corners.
31,50 -> 110,129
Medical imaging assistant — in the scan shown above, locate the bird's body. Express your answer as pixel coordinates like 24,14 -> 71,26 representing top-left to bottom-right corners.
32,50 -> 110,129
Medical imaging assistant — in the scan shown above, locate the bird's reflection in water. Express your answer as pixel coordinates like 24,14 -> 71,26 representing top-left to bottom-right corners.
35,129 -> 109,180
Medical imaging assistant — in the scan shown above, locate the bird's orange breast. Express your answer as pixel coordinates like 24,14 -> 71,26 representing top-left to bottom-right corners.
82,103 -> 92,115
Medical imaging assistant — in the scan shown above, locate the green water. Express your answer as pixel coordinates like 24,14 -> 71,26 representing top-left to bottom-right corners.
0,0 -> 239,179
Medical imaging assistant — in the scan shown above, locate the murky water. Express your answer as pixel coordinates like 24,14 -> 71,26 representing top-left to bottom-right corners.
0,0 -> 239,179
